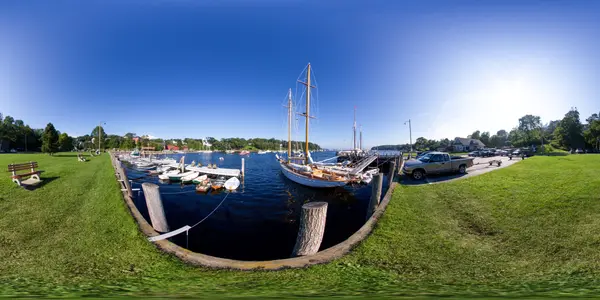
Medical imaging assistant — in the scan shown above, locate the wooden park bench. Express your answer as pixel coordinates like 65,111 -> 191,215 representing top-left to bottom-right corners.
7,162 -> 42,187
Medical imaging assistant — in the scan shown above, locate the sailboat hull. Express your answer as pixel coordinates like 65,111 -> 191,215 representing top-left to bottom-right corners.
279,161 -> 347,188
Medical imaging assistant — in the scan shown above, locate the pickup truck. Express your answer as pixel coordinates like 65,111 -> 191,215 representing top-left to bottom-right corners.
402,151 -> 475,180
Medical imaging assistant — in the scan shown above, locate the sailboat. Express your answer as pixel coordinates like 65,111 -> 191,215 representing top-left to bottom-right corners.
277,64 -> 351,188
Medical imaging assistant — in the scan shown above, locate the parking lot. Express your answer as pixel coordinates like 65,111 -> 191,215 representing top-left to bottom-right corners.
401,155 -> 523,185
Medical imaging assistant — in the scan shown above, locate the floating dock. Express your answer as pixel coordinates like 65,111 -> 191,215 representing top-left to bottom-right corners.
167,164 -> 241,178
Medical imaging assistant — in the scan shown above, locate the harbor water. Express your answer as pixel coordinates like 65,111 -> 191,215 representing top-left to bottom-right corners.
124,151 -> 391,261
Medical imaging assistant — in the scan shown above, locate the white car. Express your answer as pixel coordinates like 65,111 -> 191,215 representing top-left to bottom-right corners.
9,149 -> 16,153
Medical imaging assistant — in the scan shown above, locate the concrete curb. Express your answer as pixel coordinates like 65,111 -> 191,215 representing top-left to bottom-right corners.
112,153 -> 397,270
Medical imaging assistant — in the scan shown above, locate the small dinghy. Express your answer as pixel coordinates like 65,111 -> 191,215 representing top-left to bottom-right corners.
224,177 -> 240,191
192,175 -> 208,184
169,171 -> 195,181
195,178 -> 211,193
181,172 -> 200,183
361,168 -> 379,184
158,169 -> 180,180
211,176 -> 226,190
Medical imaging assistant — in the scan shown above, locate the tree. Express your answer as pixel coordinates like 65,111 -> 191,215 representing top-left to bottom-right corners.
58,133 -> 73,152
468,130 -> 481,140
584,113 -> 600,151
42,123 -> 59,155
414,137 -> 428,151
124,132 -> 136,139
121,138 -> 134,150
91,126 -> 106,149
508,128 -> 523,147
553,108 -> 584,150
518,114 -> 542,146
491,129 -> 508,148
480,131 -> 490,146
585,112 -> 599,124
544,120 -> 560,141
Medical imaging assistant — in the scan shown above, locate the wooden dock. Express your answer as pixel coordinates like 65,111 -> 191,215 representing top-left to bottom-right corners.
167,164 -> 241,177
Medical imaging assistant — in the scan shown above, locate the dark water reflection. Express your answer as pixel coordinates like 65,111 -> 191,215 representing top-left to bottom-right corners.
127,151 -> 389,261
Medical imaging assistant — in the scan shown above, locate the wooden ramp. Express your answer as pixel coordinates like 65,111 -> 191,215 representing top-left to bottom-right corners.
349,155 -> 378,175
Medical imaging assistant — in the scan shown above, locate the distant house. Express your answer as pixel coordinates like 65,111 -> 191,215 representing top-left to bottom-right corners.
453,137 -> 485,152
167,145 -> 179,151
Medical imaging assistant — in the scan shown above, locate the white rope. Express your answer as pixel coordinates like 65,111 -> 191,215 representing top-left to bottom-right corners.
145,191 -> 231,243
189,192 -> 230,229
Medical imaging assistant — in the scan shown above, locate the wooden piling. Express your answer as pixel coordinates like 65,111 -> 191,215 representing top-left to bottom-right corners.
241,158 -> 245,177
366,173 -> 383,220
141,183 -> 170,233
388,161 -> 396,186
292,202 -> 328,257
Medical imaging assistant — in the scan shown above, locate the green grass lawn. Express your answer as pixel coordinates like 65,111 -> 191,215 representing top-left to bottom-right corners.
1,153 -> 600,298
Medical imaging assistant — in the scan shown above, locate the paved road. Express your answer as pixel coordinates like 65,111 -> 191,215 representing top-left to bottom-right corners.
400,155 -> 524,185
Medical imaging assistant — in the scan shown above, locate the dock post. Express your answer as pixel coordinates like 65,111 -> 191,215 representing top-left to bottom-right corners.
141,183 -> 170,233
388,161 -> 396,186
241,158 -> 245,177
292,202 -> 328,257
366,173 -> 383,220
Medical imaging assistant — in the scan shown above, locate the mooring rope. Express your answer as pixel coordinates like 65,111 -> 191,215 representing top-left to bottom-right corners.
160,190 -> 198,195
146,191 -> 231,244
189,192 -> 230,229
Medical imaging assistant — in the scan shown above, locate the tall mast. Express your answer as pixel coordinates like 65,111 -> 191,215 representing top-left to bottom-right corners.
287,88 -> 292,162
360,125 -> 363,150
298,63 -> 314,164
353,106 -> 357,150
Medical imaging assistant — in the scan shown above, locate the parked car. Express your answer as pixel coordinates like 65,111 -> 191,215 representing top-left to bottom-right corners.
575,149 -> 583,154
468,151 -> 478,157
402,152 -> 475,180
9,149 -> 16,153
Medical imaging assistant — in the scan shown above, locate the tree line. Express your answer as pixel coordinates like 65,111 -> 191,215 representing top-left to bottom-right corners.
0,113 -> 322,154
372,107 -> 600,152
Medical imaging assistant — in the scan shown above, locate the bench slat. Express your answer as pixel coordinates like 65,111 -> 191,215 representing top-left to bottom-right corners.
7,162 -> 39,172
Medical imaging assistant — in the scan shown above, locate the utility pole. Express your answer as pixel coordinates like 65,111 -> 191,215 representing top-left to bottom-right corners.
404,119 -> 412,154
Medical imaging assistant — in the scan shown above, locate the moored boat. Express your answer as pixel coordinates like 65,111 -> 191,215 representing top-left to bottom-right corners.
211,176 -> 226,190
168,171 -> 195,181
192,174 -> 208,184
181,172 -> 200,183
158,169 -> 180,180
224,177 -> 240,191
277,64 -> 351,188
196,181 -> 211,192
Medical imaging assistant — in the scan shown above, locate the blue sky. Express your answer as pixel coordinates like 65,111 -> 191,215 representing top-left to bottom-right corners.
1,0 -> 599,149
